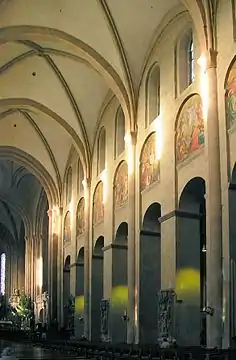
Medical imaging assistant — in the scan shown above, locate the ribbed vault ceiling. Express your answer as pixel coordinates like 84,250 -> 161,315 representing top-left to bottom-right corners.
0,159 -> 43,249
0,0 -> 200,200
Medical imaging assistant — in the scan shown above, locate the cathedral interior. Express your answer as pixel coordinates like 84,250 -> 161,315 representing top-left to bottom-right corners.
1,0 -> 236,351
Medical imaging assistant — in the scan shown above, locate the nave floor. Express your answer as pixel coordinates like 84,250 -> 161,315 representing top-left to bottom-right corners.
0,340 -> 83,359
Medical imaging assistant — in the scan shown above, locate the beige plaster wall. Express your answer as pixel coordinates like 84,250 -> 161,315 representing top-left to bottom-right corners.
59,2 -> 236,344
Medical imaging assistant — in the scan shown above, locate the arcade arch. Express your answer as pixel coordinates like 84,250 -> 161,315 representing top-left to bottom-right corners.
139,203 -> 161,344
176,177 -> 206,346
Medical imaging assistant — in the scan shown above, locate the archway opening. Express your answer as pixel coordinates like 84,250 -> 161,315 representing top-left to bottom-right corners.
111,222 -> 128,343
139,202 -> 161,344
176,177 -> 206,346
0,158 -> 51,325
63,255 -> 71,328
91,235 -> 104,341
75,247 -> 84,338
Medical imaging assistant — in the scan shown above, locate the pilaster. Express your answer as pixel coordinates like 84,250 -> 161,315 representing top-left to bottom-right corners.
83,177 -> 91,339
204,49 -> 223,348
127,131 -> 137,344
47,206 -> 62,323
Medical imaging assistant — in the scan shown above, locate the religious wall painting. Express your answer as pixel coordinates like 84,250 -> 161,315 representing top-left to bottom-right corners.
226,59 -> 236,128
140,132 -> 160,192
64,211 -> 71,242
114,161 -> 128,209
93,181 -> 104,226
77,197 -> 85,237
176,94 -> 204,163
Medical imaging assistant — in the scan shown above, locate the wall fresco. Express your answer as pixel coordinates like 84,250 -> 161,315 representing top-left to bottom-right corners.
226,62 -> 236,128
64,211 -> 71,242
176,94 -> 204,163
114,161 -> 128,209
93,181 -> 104,225
140,132 -> 160,192
77,197 -> 85,237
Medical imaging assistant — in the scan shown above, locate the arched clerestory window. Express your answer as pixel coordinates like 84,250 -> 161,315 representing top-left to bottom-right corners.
66,167 -> 72,204
115,106 -> 125,158
98,127 -> 106,174
176,29 -> 194,95
78,158 -> 84,195
146,64 -> 160,126
0,253 -> 6,295
188,38 -> 194,84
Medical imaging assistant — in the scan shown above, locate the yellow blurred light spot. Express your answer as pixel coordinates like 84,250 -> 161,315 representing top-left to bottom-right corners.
75,295 -> 84,313
111,285 -> 128,308
176,268 -> 200,303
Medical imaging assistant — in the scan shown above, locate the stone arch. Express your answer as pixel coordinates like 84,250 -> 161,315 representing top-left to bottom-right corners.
76,197 -> 85,237
179,0 -> 207,51
0,98 -> 89,179
111,222 -> 128,343
0,26 -> 133,131
77,247 -> 85,264
64,255 -> 71,270
91,235 -> 104,341
140,1 -> 207,94
114,161 -> 128,209
94,235 -> 104,256
175,93 -> 204,164
139,202 -> 161,344
145,62 -> 160,126
93,181 -> 104,226
225,57 -> 236,129
0,146 -> 59,207
114,222 -> 128,244
176,176 -> 206,346
140,132 -> 160,192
